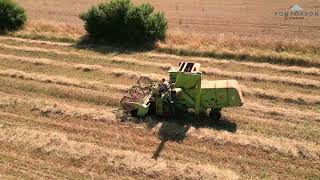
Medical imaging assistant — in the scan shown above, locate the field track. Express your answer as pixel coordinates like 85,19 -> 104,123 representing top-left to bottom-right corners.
0,35 -> 319,179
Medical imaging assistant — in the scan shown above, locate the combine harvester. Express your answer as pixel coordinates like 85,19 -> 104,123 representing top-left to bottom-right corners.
120,62 -> 244,121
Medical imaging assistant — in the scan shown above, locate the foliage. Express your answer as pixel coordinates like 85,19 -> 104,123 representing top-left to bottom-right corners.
0,0 -> 27,32
80,0 -> 167,44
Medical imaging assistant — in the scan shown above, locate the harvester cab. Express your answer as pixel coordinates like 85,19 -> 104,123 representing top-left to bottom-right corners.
120,62 -> 244,121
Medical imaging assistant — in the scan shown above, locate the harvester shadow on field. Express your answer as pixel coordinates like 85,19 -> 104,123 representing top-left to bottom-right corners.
75,35 -> 155,55
118,112 -> 237,160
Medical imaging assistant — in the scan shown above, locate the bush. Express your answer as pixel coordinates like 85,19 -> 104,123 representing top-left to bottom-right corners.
0,0 -> 27,32
80,0 -> 167,44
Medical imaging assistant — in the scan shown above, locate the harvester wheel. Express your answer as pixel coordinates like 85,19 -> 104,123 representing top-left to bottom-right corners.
120,96 -> 135,111
130,109 -> 138,117
162,102 -> 175,118
129,86 -> 146,100
137,76 -> 153,92
210,109 -> 221,121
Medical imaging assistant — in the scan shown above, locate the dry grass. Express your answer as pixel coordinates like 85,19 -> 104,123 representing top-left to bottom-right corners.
0,44 -> 79,56
243,101 -> 320,122
0,69 -> 98,89
203,67 -> 320,89
0,69 -> 130,93
2,93 -> 318,173
165,31 -> 320,56
0,126 -> 239,179
112,56 -> 171,70
14,21 -> 84,42
102,56 -> 320,90
7,20 -> 320,67
1,17 -> 320,178
241,86 -> 320,106
0,36 -> 72,46
146,53 -> 320,76
186,127 -> 320,161
0,95 -> 117,122
3,52 -> 318,106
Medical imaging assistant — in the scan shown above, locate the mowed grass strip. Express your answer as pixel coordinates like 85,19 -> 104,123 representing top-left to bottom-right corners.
1,59 -> 319,108
146,53 -> 320,76
0,149 -> 89,179
1,71 -> 319,147
0,36 -> 73,46
157,43 -> 320,68
0,76 -> 121,107
0,84 -> 318,179
6,30 -> 320,68
0,46 -> 163,75
1,53 -> 319,108
223,111 -> 320,143
0,111 -> 239,180
3,37 -> 320,80
1,72 -> 318,128
1,40 -> 318,97
2,39 -> 320,87
0,50 -> 319,106
0,93 -> 319,163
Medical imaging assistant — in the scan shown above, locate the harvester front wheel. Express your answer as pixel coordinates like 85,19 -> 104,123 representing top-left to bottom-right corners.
210,108 -> 221,121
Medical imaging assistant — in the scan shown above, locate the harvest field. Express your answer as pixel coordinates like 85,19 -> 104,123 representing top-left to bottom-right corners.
0,0 -> 320,179
15,0 -> 320,39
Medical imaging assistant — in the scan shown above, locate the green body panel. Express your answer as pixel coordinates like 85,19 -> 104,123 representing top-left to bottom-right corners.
156,98 -> 163,115
130,102 -> 149,117
200,87 -> 243,108
137,105 -> 149,117
169,65 -> 243,114
129,95 -> 150,117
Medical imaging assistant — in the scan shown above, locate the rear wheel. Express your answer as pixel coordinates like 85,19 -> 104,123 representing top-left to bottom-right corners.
161,102 -> 175,118
210,108 -> 222,121
130,109 -> 138,117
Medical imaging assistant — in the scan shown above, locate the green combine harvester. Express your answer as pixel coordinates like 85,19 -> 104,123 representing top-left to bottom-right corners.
120,62 -> 244,121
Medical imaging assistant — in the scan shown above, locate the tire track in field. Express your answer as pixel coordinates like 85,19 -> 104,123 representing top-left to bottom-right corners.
1,108 -> 317,179
0,53 -> 163,80
0,127 -> 239,179
3,36 -> 320,78
0,94 -> 319,161
4,38 -> 320,80
0,36 -> 73,46
146,53 -> 320,76
203,67 -> 320,89
0,66 -> 318,128
0,68 -> 319,122
1,73 -> 318,126
0,44 -> 80,56
1,53 -> 319,106
4,36 -> 320,78
1,42 -> 319,89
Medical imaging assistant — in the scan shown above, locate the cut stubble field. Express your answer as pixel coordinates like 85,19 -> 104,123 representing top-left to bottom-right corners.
1,0 -> 320,179
0,34 -> 319,179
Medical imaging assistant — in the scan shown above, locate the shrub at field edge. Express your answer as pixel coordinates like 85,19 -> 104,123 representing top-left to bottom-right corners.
80,0 -> 168,45
0,0 -> 27,33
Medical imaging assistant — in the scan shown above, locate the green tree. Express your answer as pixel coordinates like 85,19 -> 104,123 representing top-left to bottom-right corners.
80,0 -> 167,44
0,0 -> 27,32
